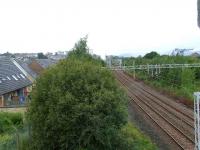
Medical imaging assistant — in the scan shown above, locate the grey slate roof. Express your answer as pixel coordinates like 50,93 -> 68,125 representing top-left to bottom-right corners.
0,57 -> 32,95
36,59 -> 58,68
15,59 -> 38,79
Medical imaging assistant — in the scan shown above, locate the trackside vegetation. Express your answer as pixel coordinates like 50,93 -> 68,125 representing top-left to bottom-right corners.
123,52 -> 200,104
0,112 -> 26,150
26,37 -> 157,150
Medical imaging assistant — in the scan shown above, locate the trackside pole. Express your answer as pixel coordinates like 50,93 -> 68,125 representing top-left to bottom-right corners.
133,61 -> 135,79
155,64 -> 158,75
194,92 -> 200,150
151,69 -> 154,77
147,64 -> 149,74
158,64 -> 161,74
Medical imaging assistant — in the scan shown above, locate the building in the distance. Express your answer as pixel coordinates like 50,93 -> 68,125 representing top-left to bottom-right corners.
47,51 -> 68,60
14,53 -> 38,59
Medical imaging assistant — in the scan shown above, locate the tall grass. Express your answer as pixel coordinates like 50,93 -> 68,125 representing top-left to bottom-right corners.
0,112 -> 31,150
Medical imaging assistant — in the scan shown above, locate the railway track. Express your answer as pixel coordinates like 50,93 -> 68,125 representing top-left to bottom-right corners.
120,72 -> 194,136
115,70 -> 194,150
124,71 -> 194,119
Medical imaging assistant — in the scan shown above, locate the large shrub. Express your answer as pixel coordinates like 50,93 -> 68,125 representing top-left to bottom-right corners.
28,38 -> 128,150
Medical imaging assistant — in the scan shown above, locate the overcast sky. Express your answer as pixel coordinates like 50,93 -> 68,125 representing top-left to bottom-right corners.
0,0 -> 199,58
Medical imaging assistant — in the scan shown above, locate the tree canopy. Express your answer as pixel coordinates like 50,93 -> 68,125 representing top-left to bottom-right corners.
28,37 -> 129,150
143,51 -> 159,59
37,52 -> 48,59
68,36 -> 89,58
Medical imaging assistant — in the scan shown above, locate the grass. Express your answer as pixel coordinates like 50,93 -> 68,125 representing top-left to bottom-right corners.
0,112 -> 24,133
0,110 -> 157,150
121,123 -> 157,150
0,112 -> 26,150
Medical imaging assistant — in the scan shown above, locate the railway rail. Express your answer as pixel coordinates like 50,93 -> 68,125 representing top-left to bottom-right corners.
115,70 -> 194,150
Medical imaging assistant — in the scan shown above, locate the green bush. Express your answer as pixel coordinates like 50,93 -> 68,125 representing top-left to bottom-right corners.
28,59 -> 128,150
28,38 -> 129,150
0,112 -> 23,134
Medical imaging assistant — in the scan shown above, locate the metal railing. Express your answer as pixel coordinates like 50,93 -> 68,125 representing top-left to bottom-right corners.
107,63 -> 200,70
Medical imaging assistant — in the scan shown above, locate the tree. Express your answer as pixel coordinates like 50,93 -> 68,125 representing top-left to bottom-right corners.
68,36 -> 89,58
68,36 -> 105,66
143,51 -> 159,59
37,52 -> 48,59
28,38 -> 128,150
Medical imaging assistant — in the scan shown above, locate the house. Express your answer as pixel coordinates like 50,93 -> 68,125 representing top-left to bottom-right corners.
0,56 -> 60,107
15,59 -> 38,80
35,59 -> 58,69
0,57 -> 32,107
28,59 -> 44,75
18,58 -> 58,78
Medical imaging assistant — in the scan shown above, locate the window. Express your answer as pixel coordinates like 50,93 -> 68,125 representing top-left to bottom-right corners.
20,74 -> 26,79
12,75 -> 18,80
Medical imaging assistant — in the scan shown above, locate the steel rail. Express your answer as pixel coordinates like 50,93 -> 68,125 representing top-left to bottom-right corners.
120,71 -> 194,127
116,72 -> 194,141
116,72 -> 194,149
123,71 -> 194,121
